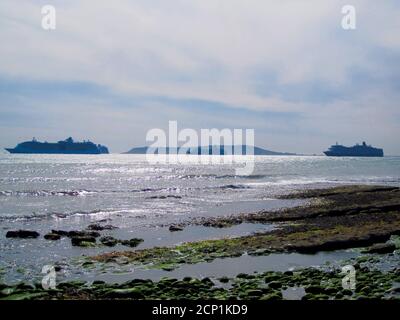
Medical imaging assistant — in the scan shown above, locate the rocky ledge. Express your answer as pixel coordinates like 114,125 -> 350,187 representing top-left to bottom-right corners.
90,185 -> 400,270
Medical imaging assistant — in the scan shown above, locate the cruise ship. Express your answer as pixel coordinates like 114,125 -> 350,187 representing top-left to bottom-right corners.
5,137 -> 109,154
324,142 -> 383,157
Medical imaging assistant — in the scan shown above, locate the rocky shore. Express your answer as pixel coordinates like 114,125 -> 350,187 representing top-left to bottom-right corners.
1,265 -> 399,300
90,185 -> 400,268
1,185 -> 400,300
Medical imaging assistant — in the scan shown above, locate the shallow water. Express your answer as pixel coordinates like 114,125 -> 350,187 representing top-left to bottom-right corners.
1,154 -> 399,284
65,250 -> 360,284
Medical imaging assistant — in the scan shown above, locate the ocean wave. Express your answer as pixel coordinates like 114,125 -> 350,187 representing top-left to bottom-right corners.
0,189 -> 96,197
130,184 -> 251,193
176,174 -> 269,180
0,208 -> 144,222
217,174 -> 270,180
215,184 -> 251,190
244,176 -> 400,187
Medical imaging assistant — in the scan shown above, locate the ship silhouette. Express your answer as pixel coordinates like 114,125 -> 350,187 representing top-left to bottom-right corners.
5,137 -> 109,154
324,142 -> 383,157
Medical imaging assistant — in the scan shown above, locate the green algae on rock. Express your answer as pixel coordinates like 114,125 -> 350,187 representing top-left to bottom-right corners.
1,268 -> 399,300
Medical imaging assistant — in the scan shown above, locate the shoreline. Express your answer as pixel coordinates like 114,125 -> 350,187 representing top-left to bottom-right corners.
1,184 -> 400,300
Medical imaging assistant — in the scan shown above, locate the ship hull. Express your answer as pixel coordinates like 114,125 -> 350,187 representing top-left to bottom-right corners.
324,151 -> 383,157
5,148 -> 104,154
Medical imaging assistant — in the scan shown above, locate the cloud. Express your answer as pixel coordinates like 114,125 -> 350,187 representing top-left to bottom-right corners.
0,0 -> 399,153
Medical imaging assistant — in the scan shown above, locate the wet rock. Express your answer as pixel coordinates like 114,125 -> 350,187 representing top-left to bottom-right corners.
0,287 -> 15,297
6,230 -> 40,239
268,281 -> 282,289
388,287 -> 400,294
1,292 -> 47,300
68,230 -> 101,238
341,289 -> 353,296
169,225 -> 184,232
323,286 -> 338,295
218,277 -> 230,283
87,224 -> 118,231
362,243 -> 396,254
71,236 -> 96,247
103,288 -> 144,299
305,285 -> 324,294
16,283 -> 35,291
245,289 -> 263,297
285,234 -> 392,254
126,279 -> 152,286
51,230 -> 70,237
100,236 -> 119,247
260,292 -> 282,300
120,238 -> 143,247
200,277 -> 214,286
52,230 -> 100,238
44,233 -> 61,240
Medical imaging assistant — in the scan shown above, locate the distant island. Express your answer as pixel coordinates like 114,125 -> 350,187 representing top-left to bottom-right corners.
124,145 -> 296,156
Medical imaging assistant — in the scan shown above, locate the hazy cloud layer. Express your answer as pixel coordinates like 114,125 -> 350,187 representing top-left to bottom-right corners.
0,0 -> 399,153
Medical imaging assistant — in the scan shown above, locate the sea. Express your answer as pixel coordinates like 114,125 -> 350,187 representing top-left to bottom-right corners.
0,154 -> 399,284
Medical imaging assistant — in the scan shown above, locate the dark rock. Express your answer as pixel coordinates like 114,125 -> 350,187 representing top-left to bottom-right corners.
6,230 -> 40,239
16,283 -> 35,290
100,236 -> 119,247
0,287 -> 15,297
52,230 -> 100,238
218,277 -> 230,283
44,233 -> 61,240
342,289 -> 353,296
126,279 -> 152,286
51,230 -> 70,237
103,288 -> 144,299
245,289 -> 263,297
87,223 -> 118,231
305,285 -> 324,294
324,286 -> 338,295
268,281 -> 282,289
169,225 -> 183,232
201,277 -> 214,285
71,236 -> 96,246
120,238 -> 143,247
285,234 -> 392,254
260,292 -> 282,300
68,230 -> 101,238
362,243 -> 396,254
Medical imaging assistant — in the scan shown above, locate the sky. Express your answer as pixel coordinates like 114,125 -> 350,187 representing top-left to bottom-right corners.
0,0 -> 399,154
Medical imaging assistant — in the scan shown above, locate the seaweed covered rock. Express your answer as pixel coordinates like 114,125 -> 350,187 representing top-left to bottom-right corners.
44,233 -> 61,241
362,243 -> 396,254
120,238 -> 143,247
71,236 -> 96,247
100,236 -> 119,247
